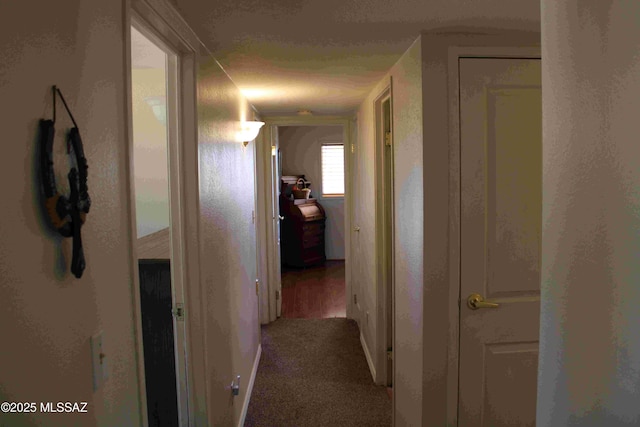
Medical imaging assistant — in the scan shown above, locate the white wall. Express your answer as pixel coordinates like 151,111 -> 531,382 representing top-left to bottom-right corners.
0,1 -> 141,425
197,57 -> 261,426
538,1 -> 640,425
388,38 -> 424,427
278,125 -> 345,260
355,37 -> 424,426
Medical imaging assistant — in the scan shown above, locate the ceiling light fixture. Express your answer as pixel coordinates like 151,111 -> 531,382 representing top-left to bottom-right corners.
238,121 -> 265,147
297,109 -> 313,116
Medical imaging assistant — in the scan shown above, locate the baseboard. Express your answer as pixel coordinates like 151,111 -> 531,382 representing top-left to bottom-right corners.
238,344 -> 262,427
360,332 -> 376,382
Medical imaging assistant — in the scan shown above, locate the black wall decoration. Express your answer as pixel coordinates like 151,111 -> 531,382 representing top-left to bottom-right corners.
39,86 -> 91,278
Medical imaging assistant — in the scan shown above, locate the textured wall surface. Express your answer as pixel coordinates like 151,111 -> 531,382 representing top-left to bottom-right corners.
388,38 -> 424,427
538,1 -> 640,426
0,1 -> 141,426
197,56 -> 260,426
354,36 -> 424,426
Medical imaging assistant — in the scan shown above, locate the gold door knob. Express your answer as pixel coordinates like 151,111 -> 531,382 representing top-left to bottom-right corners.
467,293 -> 499,310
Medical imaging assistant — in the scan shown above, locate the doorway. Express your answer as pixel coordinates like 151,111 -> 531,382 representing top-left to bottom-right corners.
129,22 -> 189,426
374,88 -> 395,389
277,125 -> 347,318
259,119 -> 353,323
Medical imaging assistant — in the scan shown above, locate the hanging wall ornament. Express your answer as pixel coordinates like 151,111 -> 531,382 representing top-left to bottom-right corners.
39,86 -> 91,278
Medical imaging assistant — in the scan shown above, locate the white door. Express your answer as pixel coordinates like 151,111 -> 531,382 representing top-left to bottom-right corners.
459,57 -> 541,427
271,126 -> 283,317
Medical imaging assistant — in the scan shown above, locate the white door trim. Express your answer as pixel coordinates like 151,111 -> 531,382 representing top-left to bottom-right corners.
125,1 -> 206,425
252,119 -> 269,325
258,116 -> 353,321
373,85 -> 394,387
446,45 -> 541,426
258,122 -> 281,323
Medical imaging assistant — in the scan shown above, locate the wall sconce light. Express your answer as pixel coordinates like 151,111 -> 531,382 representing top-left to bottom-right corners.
238,121 -> 265,147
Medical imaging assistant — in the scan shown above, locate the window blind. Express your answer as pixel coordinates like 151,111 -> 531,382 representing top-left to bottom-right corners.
321,144 -> 344,196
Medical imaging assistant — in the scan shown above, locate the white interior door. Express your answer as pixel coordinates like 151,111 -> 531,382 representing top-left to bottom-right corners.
271,126 -> 282,317
459,57 -> 541,427
165,49 -> 190,427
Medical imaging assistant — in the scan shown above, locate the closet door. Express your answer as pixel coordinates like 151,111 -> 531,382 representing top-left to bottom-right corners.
458,57 -> 542,427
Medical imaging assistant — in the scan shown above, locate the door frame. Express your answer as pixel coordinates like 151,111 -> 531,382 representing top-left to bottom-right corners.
257,116 -> 353,322
447,45 -> 542,426
124,0 -> 206,425
252,116 -> 267,326
373,85 -> 395,387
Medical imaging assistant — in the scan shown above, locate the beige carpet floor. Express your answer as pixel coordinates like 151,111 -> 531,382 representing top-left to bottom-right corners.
244,318 -> 392,427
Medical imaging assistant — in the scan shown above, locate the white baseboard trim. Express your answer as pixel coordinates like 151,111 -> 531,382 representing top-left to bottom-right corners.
360,332 -> 376,382
238,344 -> 262,427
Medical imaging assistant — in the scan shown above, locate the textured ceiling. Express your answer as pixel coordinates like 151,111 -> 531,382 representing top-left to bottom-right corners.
174,0 -> 540,116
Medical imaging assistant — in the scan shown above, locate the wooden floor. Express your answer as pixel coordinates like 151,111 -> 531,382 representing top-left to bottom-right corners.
281,260 -> 346,318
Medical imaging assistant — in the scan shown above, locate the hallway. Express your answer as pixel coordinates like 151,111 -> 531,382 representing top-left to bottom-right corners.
244,261 -> 389,426
5,1 -> 640,426
244,318 -> 391,427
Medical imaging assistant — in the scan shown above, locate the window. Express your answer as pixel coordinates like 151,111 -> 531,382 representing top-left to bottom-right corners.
321,143 -> 344,196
